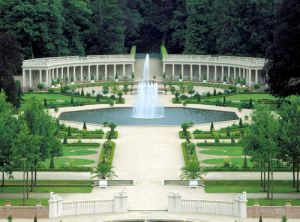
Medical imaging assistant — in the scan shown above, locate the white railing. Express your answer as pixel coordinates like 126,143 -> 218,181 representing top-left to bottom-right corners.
23,54 -> 135,68
62,199 -> 114,216
182,199 -> 234,215
163,54 -> 265,68
48,191 -> 128,218
168,192 -> 247,218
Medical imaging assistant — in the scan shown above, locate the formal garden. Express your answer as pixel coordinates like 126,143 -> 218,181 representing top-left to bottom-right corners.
0,0 -> 299,220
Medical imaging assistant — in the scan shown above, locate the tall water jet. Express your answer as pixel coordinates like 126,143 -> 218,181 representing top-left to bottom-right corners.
132,54 -> 164,118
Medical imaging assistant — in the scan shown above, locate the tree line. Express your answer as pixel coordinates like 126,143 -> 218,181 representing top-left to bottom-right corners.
243,97 -> 300,199
0,94 -> 62,199
0,0 -> 278,59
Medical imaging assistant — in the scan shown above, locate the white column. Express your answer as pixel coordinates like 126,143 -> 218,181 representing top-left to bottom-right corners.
190,65 -> 192,80
113,64 -> 116,79
248,69 -> 252,86
198,65 -> 201,81
73,66 -> 76,82
214,66 -> 217,81
234,67 -> 236,81
207,65 -> 209,81
96,65 -> 99,81
46,69 -> 49,86
29,69 -> 32,88
88,65 -> 91,81
80,66 -> 83,81
39,69 -> 42,84
67,66 -> 70,80
172,64 -> 175,80
181,64 -> 184,79
122,64 -> 125,79
22,69 -> 26,88
221,66 -> 224,82
105,65 -> 108,81
255,69 -> 258,84
132,63 -> 135,74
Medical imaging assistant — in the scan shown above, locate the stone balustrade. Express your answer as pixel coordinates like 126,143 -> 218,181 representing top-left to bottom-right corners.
48,191 -> 128,218
168,191 -> 247,218
22,54 -> 135,89
163,54 -> 266,86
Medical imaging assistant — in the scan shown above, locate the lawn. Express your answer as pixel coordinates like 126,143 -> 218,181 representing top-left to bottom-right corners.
0,180 -> 93,193
23,93 -> 95,103
0,198 -> 49,206
62,144 -> 99,156
41,144 -> 100,169
204,180 -> 295,193
202,157 -> 253,168
247,198 -> 300,206
199,145 -> 244,156
42,158 -> 95,169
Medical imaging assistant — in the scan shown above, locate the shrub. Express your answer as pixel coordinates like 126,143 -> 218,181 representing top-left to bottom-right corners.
34,215 -> 37,222
243,156 -> 248,168
281,216 -> 287,222
43,98 -> 48,108
259,215 -> 263,222
239,118 -> 243,127
96,94 -> 100,102
70,96 -> 74,105
86,93 -> 92,97
210,122 -> 214,132
63,135 -> 68,144
48,88 -> 55,93
67,126 -> 72,136
81,88 -> 84,96
213,88 -> 216,96
37,83 -> 45,90
110,95 -> 116,100
83,121 -> 87,130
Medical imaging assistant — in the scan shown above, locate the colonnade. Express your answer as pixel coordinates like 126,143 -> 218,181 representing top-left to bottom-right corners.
22,55 -> 135,89
163,64 -> 262,86
162,55 -> 265,86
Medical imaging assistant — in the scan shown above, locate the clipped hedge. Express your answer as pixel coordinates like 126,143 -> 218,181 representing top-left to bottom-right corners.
105,131 -> 119,139
99,141 -> 116,166
179,131 -> 192,139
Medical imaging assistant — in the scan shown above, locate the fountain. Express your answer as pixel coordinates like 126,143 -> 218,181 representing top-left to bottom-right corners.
132,54 -> 164,118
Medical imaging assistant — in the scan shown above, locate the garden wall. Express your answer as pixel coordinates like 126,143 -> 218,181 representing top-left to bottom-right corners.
247,205 -> 300,218
0,206 -> 48,218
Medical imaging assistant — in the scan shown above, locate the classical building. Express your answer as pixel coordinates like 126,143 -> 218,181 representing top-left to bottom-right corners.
162,55 -> 265,86
22,54 -> 265,89
22,55 -> 136,89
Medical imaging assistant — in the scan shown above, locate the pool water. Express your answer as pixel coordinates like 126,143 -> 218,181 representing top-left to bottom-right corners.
59,107 -> 238,126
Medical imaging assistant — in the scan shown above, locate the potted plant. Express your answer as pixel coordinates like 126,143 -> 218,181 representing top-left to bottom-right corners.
91,162 -> 117,188
180,158 -> 205,188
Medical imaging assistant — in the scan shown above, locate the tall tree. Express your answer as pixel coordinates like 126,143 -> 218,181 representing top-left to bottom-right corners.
86,0 -> 126,54
0,32 -> 22,108
278,97 -> 300,191
62,0 -> 91,56
0,0 -> 69,58
184,0 -> 216,54
243,106 -> 280,199
264,0 -> 300,97
0,94 -> 19,186
22,98 -> 62,185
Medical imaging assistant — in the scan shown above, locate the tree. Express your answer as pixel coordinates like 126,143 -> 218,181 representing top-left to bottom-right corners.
91,162 -> 117,180
0,32 -> 22,108
43,99 -> 47,108
0,0 -> 69,58
108,122 -> 117,138
175,91 -> 180,102
181,158 -> 204,180
210,122 -> 214,132
80,88 -> 84,96
264,0 -> 300,97
239,118 -> 243,127
0,94 -> 19,186
12,121 -> 40,198
278,97 -> 300,191
243,106 -> 280,199
22,97 -> 62,186
70,96 -> 74,105
86,0 -> 126,54
117,91 -> 123,102
181,122 -> 193,135
62,0 -> 91,56
67,126 -> 72,136
83,121 -> 87,130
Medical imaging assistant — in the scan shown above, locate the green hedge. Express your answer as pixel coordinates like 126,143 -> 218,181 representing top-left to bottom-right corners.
181,142 -> 198,166
99,141 -> 116,167
161,45 -> 168,59
179,131 -> 191,139
105,131 -> 119,139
